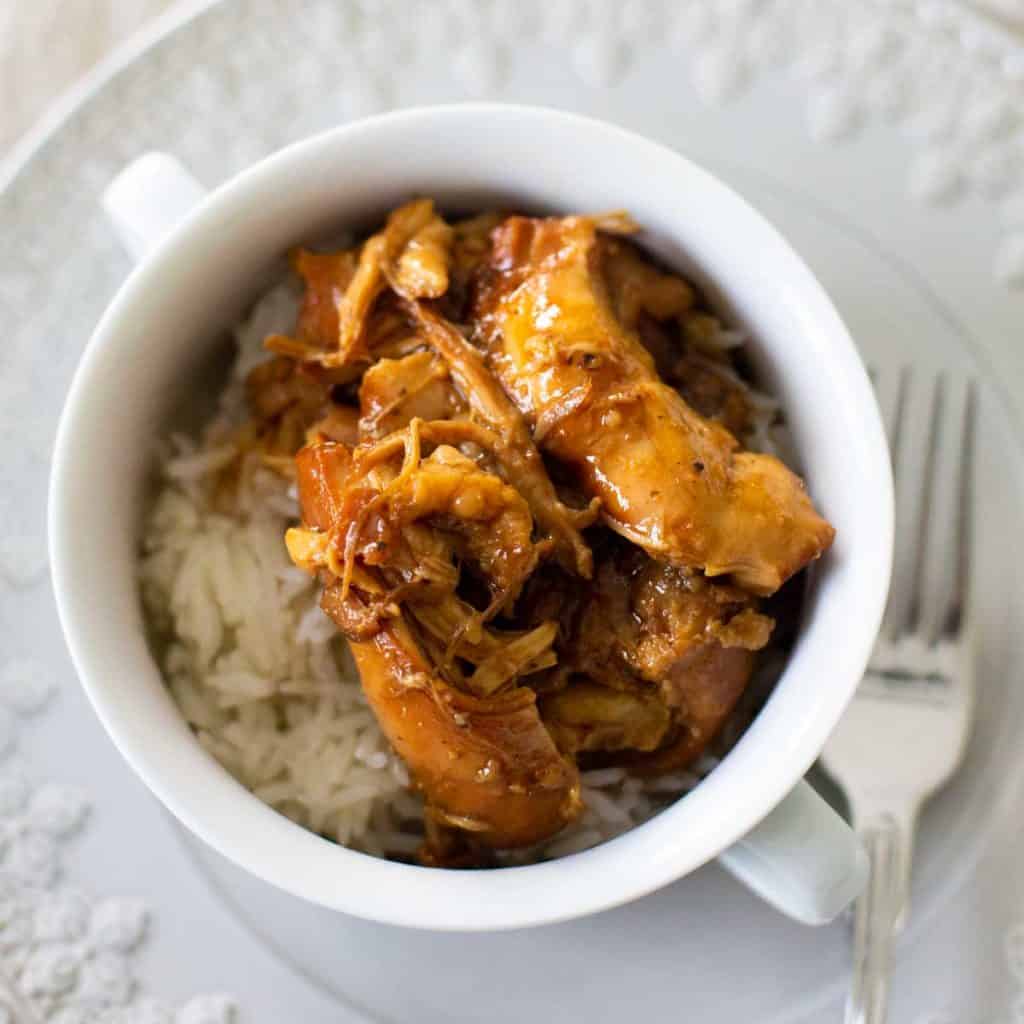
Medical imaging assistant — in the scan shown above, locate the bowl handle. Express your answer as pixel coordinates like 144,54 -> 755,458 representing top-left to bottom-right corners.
102,152 -> 207,261
718,779 -> 867,925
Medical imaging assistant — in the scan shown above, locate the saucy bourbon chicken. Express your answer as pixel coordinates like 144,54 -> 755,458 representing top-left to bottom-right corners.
250,200 -> 834,865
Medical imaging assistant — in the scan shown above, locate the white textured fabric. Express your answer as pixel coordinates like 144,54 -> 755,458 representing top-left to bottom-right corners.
977,0 -> 1024,22
2,1 -> 1022,158
0,0 -> 178,153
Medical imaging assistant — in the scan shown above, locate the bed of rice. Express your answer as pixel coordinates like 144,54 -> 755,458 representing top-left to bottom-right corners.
140,280 -> 778,863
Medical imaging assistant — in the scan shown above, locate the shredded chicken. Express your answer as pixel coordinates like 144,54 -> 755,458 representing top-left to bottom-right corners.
358,350 -> 463,440
600,234 -> 696,328
289,248 -> 356,347
519,545 -> 773,771
408,301 -> 597,578
386,200 -> 454,300
292,431 -> 579,848
333,599 -> 581,848
290,423 -> 548,614
475,214 -> 834,595
540,682 -> 671,756
256,199 -> 835,864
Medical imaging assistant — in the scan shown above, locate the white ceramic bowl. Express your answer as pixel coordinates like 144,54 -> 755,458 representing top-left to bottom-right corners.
50,105 -> 892,932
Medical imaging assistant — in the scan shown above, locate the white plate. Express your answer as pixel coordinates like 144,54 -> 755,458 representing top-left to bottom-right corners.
3,1 -> 1024,1020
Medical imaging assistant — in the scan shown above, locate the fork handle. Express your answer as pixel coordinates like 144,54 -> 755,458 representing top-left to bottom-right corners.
845,816 -> 904,1024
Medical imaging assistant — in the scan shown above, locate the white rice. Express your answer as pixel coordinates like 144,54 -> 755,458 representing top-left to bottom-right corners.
140,281 -> 773,863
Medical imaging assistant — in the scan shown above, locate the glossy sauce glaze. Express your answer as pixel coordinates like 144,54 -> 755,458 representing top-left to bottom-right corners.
238,200 -> 835,864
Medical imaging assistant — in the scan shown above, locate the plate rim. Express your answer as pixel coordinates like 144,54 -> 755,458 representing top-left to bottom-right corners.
0,0 -> 221,197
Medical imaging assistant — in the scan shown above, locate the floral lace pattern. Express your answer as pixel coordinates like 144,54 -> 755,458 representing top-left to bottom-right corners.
0,671 -> 237,1022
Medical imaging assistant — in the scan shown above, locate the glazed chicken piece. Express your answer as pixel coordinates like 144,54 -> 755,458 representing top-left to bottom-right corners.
288,426 -> 545,618
475,215 -> 834,595
266,200 -> 454,369
524,546 -> 773,772
625,298 -> 759,439
358,349 -> 464,440
624,559 -> 773,773
539,681 -> 671,757
339,607 -> 581,848
329,198 -> 453,365
290,248 -> 356,348
263,202 -> 837,863
599,233 -> 696,329
670,350 -> 758,439
444,212 -> 503,319
242,354 -> 363,465
408,302 -> 597,579
287,431 -> 582,850
245,355 -> 329,455
307,402 -> 360,446
275,233 -> 598,579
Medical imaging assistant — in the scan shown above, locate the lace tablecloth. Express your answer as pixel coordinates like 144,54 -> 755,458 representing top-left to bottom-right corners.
4,0 -> 1024,158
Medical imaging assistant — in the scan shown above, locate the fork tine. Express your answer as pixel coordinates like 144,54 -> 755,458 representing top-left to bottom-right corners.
870,365 -> 905,637
914,375 -> 960,642
885,372 -> 939,638
944,378 -> 976,638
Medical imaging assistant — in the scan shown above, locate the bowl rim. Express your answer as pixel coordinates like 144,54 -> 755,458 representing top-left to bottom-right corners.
49,103 -> 893,931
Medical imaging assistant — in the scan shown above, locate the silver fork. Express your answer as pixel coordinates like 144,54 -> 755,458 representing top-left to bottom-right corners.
821,367 -> 976,1024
